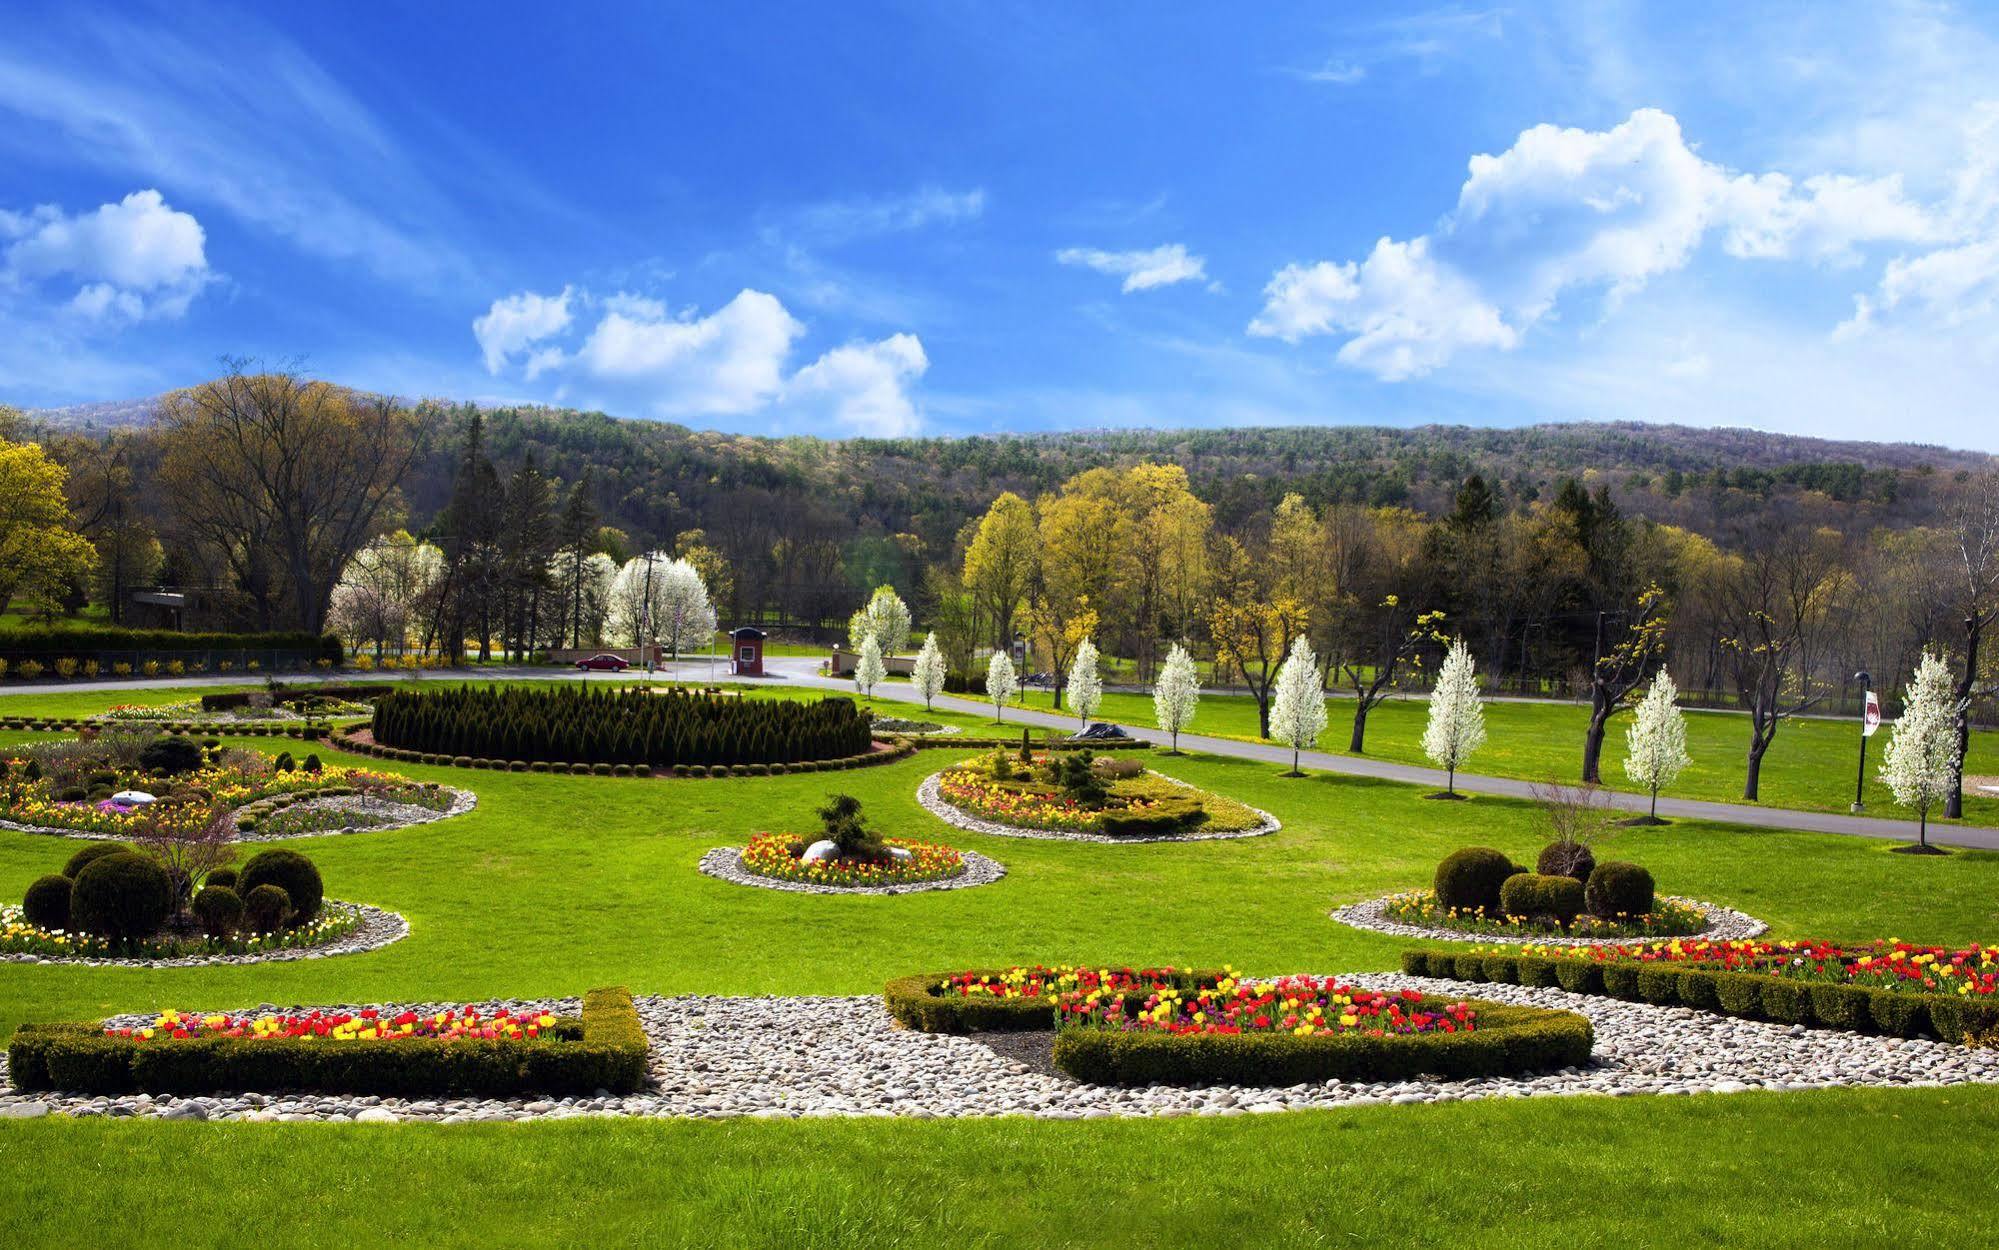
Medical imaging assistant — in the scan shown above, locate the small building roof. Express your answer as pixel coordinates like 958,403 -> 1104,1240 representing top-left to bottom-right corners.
728,626 -> 768,638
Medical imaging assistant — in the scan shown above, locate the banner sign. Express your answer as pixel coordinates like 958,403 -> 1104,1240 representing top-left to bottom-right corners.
1863,690 -> 1881,738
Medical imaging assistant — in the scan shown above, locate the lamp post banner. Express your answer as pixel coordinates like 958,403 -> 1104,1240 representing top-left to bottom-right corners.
1863,690 -> 1881,737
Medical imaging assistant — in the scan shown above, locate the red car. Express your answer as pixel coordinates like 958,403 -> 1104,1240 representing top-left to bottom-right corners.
574,653 -> 631,672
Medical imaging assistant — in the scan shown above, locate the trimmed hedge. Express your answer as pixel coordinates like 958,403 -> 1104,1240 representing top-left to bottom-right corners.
0,627 -> 342,663
1399,948 -> 1999,1043
1498,873 -> 1584,926
335,726 -> 913,778
8,987 -> 649,1097
884,970 -> 1082,1033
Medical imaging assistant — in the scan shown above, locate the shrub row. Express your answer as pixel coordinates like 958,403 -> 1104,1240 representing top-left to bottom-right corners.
0,716 -> 339,738
372,685 -> 873,768
1050,1000 -> 1593,1086
335,729 -> 914,777
199,684 -> 397,712
8,987 -> 649,1097
0,627 -> 343,662
1400,949 -> 1999,1043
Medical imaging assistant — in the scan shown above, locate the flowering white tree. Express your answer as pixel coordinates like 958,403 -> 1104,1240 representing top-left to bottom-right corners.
1881,650 -> 1963,850
1068,638 -> 1103,728
1153,642 -> 1201,754
605,554 -> 716,661
1624,667 -> 1691,821
848,584 -> 912,658
331,531 -> 444,656
985,650 -> 1019,725
1268,634 -> 1327,776
854,632 -> 886,697
545,550 -> 617,648
1422,637 -> 1486,797
910,631 -> 948,711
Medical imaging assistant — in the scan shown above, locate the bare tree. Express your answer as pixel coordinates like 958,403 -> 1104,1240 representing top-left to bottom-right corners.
1719,518 -> 1847,800
1944,472 -> 1999,818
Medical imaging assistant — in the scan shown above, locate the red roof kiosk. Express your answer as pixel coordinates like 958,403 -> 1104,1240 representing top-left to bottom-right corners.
729,626 -> 767,677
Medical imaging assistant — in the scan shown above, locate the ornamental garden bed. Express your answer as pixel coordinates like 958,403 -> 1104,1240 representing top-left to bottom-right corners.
231,781 -> 470,840
0,712 -> 345,738
1401,939 -> 1999,1043
884,966 -> 1591,1085
95,695 -> 374,724
7,987 -> 648,1097
698,795 -> 1006,894
919,749 -> 1277,842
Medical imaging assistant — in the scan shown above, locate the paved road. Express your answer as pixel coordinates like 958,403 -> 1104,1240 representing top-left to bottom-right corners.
6,659 -> 1995,851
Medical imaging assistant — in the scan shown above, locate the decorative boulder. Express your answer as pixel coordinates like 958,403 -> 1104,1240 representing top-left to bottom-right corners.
888,846 -> 912,862
110,790 -> 157,807
801,839 -> 841,864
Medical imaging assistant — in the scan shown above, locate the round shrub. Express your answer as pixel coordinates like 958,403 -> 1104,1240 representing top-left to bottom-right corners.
1498,872 -> 1585,926
23,874 -> 73,929
1535,841 -> 1596,883
1585,861 -> 1656,919
239,848 -> 323,924
206,866 -> 240,892
139,734 -> 206,776
274,751 -> 295,772
244,883 -> 292,933
192,885 -> 245,938
63,840 -> 133,879
70,852 -> 172,943
1433,847 -> 1519,915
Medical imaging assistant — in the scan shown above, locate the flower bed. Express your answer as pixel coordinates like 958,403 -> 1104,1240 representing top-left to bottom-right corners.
926,752 -> 1274,840
884,965 -> 1592,1085
1,901 -> 363,961
8,987 -> 649,1096
739,832 -> 966,887
1377,888 -> 1711,939
1402,939 -> 1999,1043
107,1004 -> 559,1043
96,697 -> 373,724
233,782 -> 463,839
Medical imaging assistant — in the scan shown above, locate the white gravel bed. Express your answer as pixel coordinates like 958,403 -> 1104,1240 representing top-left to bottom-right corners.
0,901 -> 408,969
6,978 -> 1994,1122
916,770 -> 1280,844
1328,893 -> 1769,945
697,845 -> 1007,894
235,786 -> 477,842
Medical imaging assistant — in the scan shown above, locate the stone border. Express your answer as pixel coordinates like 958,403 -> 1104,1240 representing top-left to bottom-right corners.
697,845 -> 1007,895
1328,892 -> 1768,946
915,769 -> 1280,844
1,901 -> 409,969
0,786 -> 476,843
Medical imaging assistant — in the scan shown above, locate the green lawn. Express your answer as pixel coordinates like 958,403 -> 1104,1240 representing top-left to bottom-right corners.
7,1088 -> 1998,1246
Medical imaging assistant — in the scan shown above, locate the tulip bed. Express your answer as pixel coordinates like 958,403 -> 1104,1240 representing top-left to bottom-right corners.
7,987 -> 650,1096
933,755 -> 1265,837
0,901 -> 363,960
1402,939 -> 1999,1043
738,833 -> 967,887
1382,888 -> 1711,939
884,965 -> 1593,1086
0,755 -> 411,838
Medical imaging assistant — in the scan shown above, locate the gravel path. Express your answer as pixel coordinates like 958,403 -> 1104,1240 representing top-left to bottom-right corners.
1328,893 -> 1769,945
696,846 -> 1007,894
915,770 -> 1280,844
5,978 -> 1995,1122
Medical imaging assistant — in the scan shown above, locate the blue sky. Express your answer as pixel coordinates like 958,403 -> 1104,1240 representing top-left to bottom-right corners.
4,3 -> 1999,449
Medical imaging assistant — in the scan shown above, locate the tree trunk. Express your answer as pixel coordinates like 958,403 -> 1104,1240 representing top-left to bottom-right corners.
1582,702 -> 1611,784
1743,741 -> 1766,801
1254,692 -> 1271,738
1349,703 -> 1369,753
1947,617 -> 1980,819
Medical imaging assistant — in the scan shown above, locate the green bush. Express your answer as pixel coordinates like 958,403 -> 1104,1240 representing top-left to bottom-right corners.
1535,841 -> 1595,882
1868,990 -> 1928,1037
239,849 -> 323,924
243,884 -> 292,933
1635,966 -> 1683,1005
191,885 -> 244,938
1600,962 -> 1642,1000
1451,952 -> 1489,982
1807,983 -> 1874,1032
69,852 -> 172,943
1433,847 -> 1518,914
1497,872 -> 1584,925
1584,861 -> 1656,919
1676,969 -> 1722,1012
1098,806 -> 1198,837
205,866 -> 239,892
62,841 -> 132,880
23,874 -> 73,929
1515,955 -> 1560,988
9,987 -> 648,1097
1482,954 -> 1521,984
1758,978 -> 1815,1025
884,971 -> 1072,1033
1713,974 -> 1763,1017
1554,960 -> 1603,995
273,752 -> 295,772
138,735 -> 206,776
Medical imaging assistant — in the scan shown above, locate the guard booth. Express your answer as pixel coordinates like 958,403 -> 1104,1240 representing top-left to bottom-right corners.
729,626 -> 767,677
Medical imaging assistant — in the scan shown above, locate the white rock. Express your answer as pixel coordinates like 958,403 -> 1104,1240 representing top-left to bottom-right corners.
800,840 -> 841,864
111,790 -> 156,806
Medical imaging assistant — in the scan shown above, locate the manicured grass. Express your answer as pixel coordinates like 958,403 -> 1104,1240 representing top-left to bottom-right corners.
5,730 -> 1998,1037
5,1088 -> 1998,1245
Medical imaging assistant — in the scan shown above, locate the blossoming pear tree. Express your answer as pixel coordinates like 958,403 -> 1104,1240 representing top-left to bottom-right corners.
1421,637 -> 1486,797
1268,634 -> 1327,776
985,650 -> 1019,725
1153,642 -> 1201,754
1068,638 -> 1103,728
1880,650 -> 1963,852
911,632 -> 947,711
1623,667 -> 1691,822
855,633 -> 886,698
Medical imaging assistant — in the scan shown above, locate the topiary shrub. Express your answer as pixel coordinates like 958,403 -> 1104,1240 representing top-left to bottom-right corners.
192,885 -> 245,938
139,735 -> 205,776
239,849 -> 323,924
1433,847 -> 1519,915
243,883 -> 292,933
1497,872 -> 1584,926
1535,841 -> 1596,883
63,841 -> 134,880
205,866 -> 239,892
69,852 -> 172,944
273,752 -> 295,772
23,874 -> 73,929
1584,861 -> 1656,919
303,754 -> 321,773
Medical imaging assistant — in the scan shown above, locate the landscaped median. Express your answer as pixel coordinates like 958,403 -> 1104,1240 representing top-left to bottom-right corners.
885,966 -> 1593,1086
1401,940 -> 1999,1043
7,987 -> 649,1097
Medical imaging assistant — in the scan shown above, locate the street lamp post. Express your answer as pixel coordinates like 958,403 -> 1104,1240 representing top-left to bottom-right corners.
1852,669 -> 1871,813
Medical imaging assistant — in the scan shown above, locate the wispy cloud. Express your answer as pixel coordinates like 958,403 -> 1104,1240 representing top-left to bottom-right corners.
1056,243 -> 1210,292
1287,6 -> 1507,86
781,186 -> 987,247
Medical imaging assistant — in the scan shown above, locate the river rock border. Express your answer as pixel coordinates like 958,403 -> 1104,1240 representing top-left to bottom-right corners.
0,786 -> 476,843
1,901 -> 409,969
1328,892 -> 1768,946
916,769 -> 1280,843
697,845 -> 1006,895
6,977 -> 1997,1122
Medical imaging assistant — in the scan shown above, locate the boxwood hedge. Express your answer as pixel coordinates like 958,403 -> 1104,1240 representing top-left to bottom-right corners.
7,987 -> 649,1097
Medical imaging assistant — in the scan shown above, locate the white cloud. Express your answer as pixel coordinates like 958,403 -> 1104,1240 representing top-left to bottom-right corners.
472,287 -> 574,373
787,333 -> 928,436
1253,106 -> 1977,378
788,187 -> 986,245
1056,243 -> 1209,292
3,189 -> 210,323
572,289 -> 803,416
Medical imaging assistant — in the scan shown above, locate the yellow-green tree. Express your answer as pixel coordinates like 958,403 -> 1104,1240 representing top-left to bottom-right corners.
0,435 -> 98,618
962,491 -> 1038,649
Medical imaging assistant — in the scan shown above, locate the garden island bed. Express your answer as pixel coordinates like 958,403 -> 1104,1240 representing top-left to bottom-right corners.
1332,892 -> 1768,945
918,750 -> 1279,843
698,795 -> 1006,894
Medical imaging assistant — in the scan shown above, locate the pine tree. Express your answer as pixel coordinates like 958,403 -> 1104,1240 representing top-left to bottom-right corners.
1421,636 -> 1486,797
1152,642 -> 1201,754
1068,638 -> 1102,728
1881,650 -> 1962,851
1624,667 -> 1690,821
1268,635 -> 1327,776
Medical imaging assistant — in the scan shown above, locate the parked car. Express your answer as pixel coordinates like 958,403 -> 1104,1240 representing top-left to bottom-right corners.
574,653 -> 631,672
